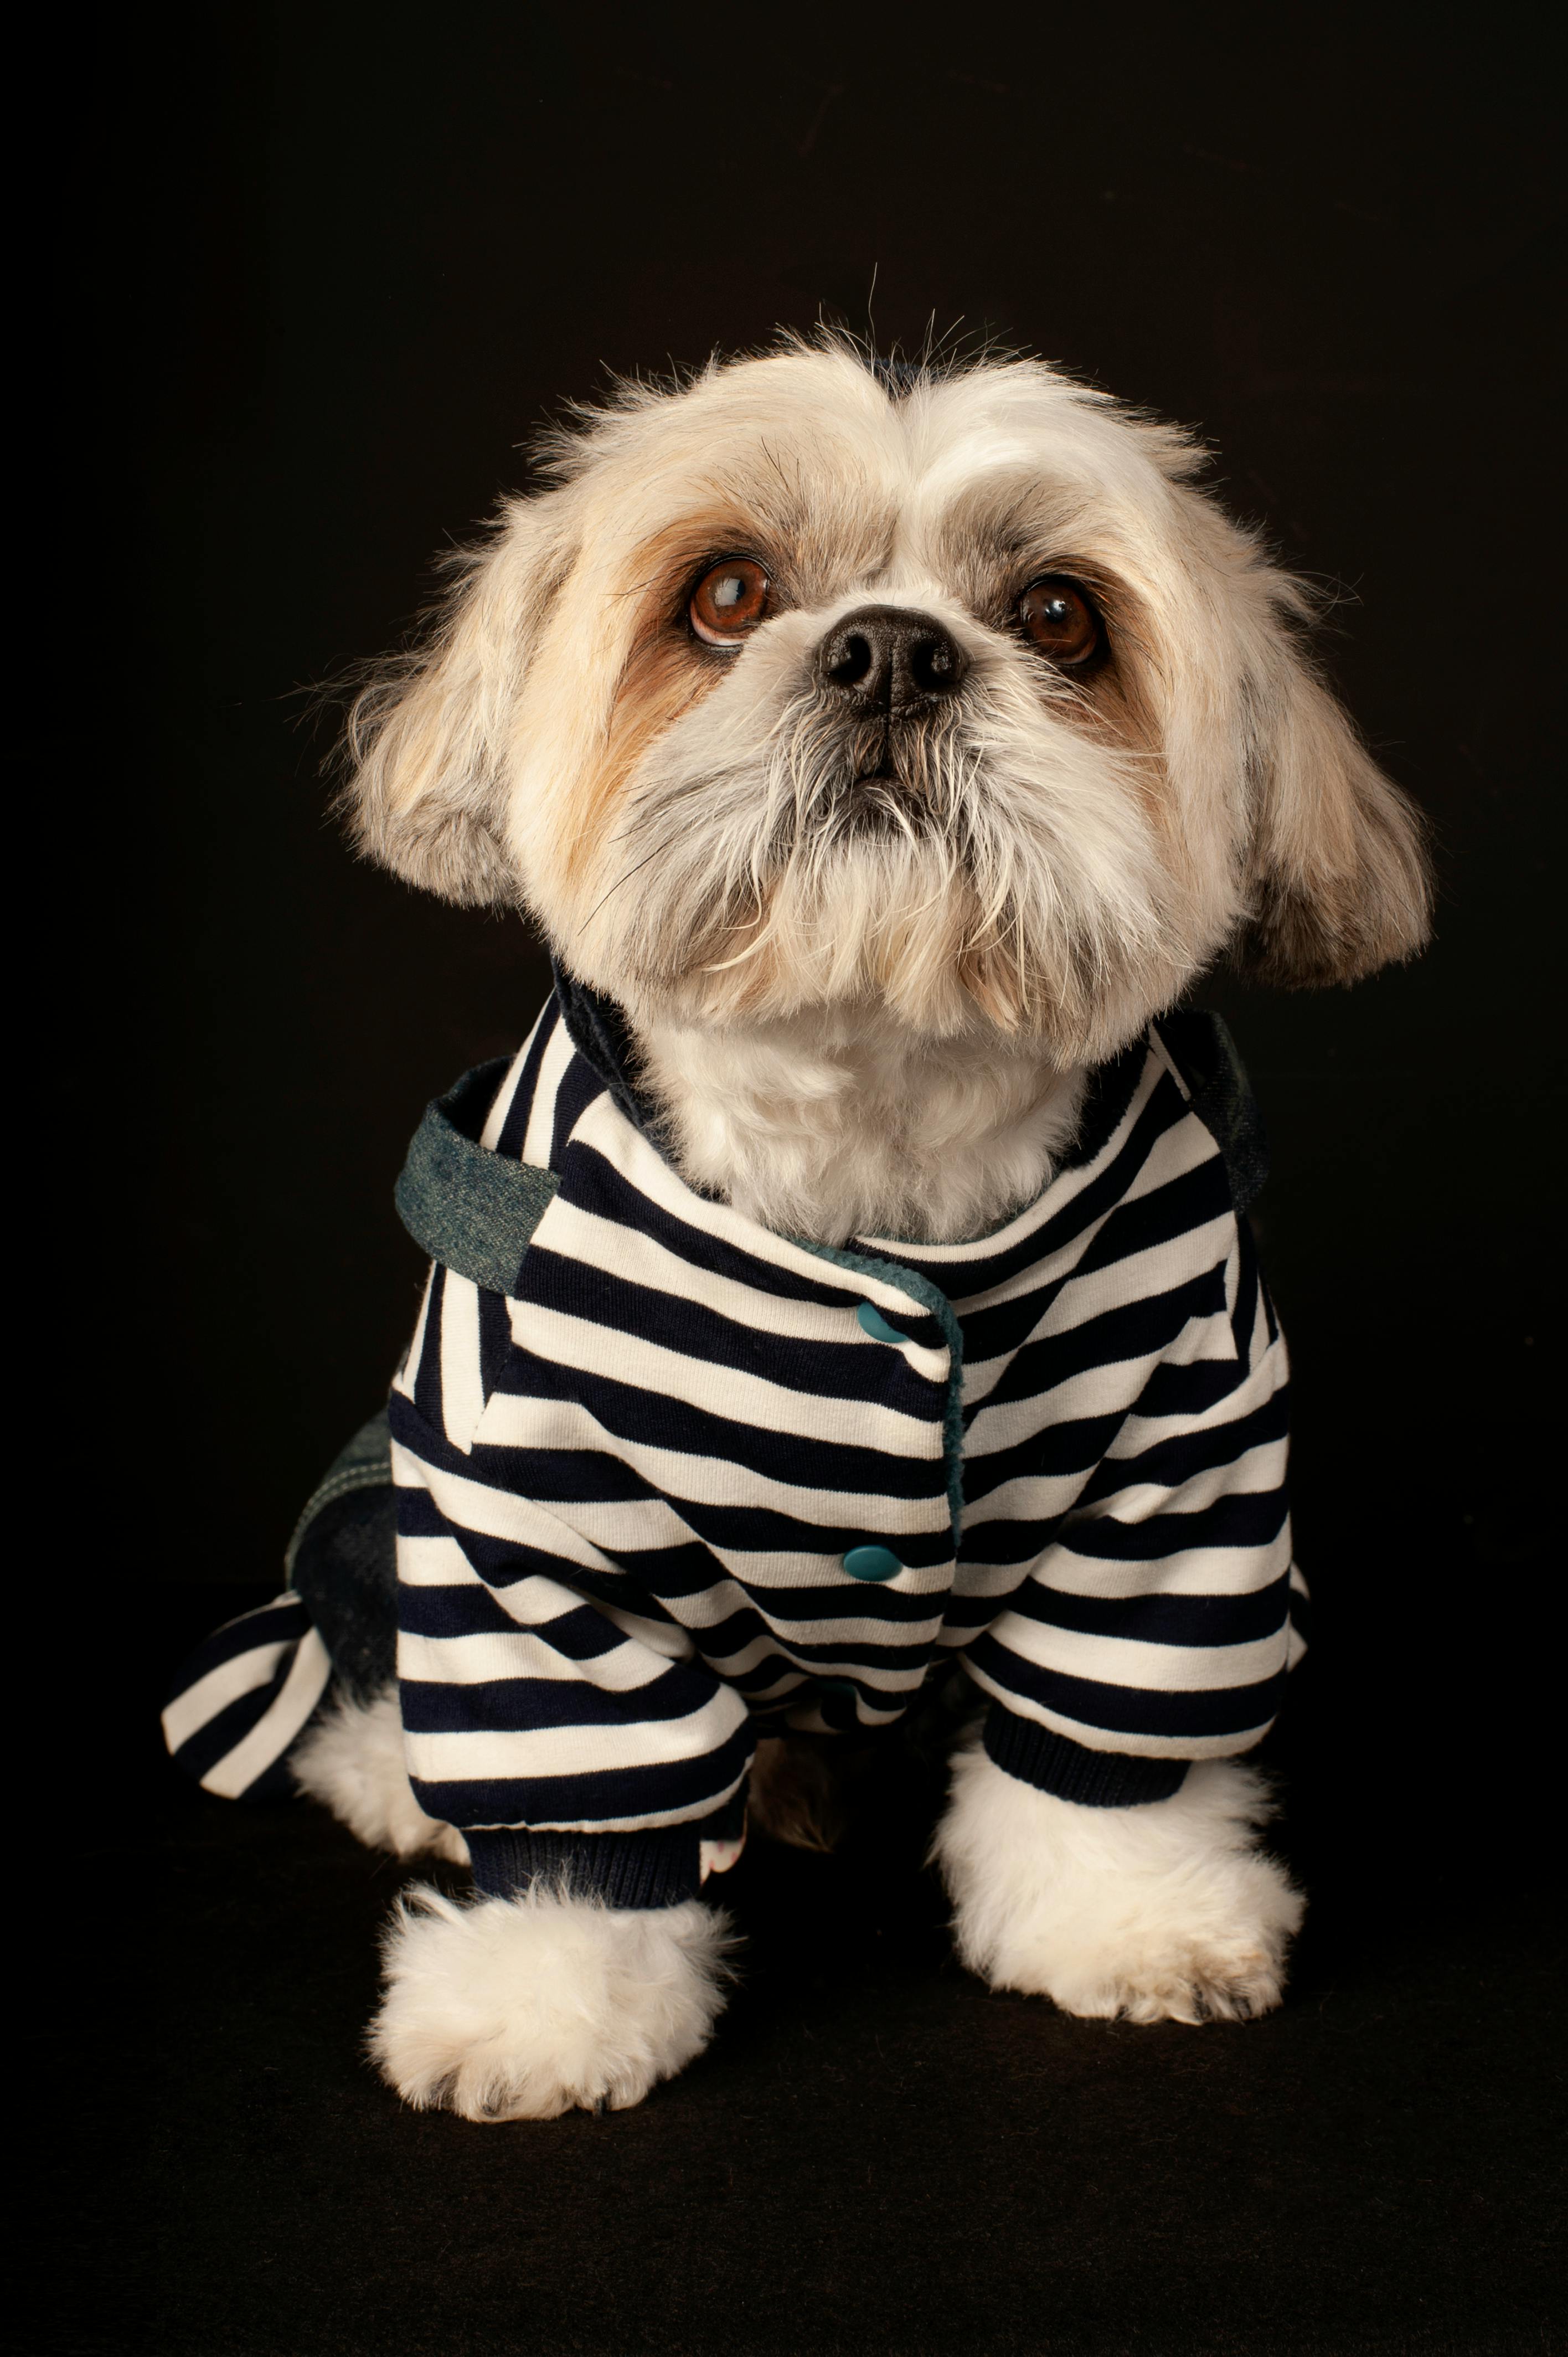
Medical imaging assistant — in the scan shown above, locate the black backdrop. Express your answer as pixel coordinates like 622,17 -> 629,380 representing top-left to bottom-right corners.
73,8 -> 1564,2349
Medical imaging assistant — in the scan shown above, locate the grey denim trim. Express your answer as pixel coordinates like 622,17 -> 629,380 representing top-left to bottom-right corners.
394,1059 -> 561,1295
283,1408 -> 394,1587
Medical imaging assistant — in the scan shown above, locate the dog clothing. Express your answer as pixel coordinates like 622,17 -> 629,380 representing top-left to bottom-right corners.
164,971 -> 1306,1908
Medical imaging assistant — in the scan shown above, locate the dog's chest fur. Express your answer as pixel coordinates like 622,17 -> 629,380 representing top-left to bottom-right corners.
635,1015 -> 1089,1246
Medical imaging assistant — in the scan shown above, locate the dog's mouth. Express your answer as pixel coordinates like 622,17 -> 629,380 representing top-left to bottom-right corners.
853,755 -> 898,786
839,742 -> 940,833
837,771 -> 926,841
845,725 -> 916,798
742,704 -> 971,866
837,707 -> 962,805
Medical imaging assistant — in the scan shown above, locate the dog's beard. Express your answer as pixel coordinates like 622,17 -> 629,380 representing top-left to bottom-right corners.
582,667 -> 1195,1058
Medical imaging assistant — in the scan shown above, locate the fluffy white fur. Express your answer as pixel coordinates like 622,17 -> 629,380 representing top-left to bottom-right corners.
372,1884 -> 733,2120
640,1010 -> 1089,1244
292,1686 -> 470,1865
295,1694 -> 731,2117
933,1741 -> 1304,2023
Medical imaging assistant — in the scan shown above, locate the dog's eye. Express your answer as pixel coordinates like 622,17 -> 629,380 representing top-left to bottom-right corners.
1018,577 -> 1100,666
690,559 -> 770,645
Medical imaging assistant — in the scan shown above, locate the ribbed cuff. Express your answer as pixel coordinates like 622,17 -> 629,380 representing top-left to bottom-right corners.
466,1824 -> 705,1910
984,1704 -> 1189,1807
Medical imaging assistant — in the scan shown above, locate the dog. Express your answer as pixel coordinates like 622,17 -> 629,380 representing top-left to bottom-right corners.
163,334 -> 1430,2121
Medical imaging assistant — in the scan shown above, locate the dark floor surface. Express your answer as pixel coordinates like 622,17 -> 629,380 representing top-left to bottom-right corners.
49,1594 -> 1564,2357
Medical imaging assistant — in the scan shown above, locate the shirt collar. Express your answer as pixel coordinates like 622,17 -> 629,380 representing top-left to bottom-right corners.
547,953 -> 1151,1239
550,957 -> 674,1150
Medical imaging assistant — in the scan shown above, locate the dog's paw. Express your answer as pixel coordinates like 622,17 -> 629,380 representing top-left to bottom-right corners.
292,1687 -> 470,1864
369,1884 -> 734,2120
932,1745 -> 1303,2026
1033,1903 -> 1296,2026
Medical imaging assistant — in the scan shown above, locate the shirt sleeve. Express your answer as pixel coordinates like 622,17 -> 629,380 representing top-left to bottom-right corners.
964,1211 -> 1298,1803
388,1267 -> 754,1906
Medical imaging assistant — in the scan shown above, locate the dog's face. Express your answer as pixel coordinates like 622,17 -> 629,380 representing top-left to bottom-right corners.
347,341 -> 1430,1062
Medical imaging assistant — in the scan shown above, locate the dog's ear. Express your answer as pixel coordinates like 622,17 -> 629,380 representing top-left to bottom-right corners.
1232,614 -> 1432,987
339,503 -> 569,907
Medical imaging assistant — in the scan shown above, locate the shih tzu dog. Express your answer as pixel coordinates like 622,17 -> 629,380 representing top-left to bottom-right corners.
163,335 -> 1430,2121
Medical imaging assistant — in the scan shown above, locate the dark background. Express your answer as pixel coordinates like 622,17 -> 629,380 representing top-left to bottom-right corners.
61,4 -> 1562,2352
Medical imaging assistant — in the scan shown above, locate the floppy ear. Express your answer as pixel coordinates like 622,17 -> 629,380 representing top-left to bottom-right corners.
1235,621 -> 1432,987
339,502 -> 568,907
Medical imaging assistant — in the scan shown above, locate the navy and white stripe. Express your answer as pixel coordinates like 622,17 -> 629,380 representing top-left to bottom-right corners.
161,1410 -> 399,1798
386,984 -> 1303,1893
163,979 -> 1306,1900
161,1597 -> 333,1799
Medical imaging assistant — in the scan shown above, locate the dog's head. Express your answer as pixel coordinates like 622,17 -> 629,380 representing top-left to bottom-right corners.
343,337 -> 1430,1062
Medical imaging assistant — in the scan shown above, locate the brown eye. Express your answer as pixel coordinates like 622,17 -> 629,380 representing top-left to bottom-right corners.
690,558 -> 770,645
1019,576 -> 1100,666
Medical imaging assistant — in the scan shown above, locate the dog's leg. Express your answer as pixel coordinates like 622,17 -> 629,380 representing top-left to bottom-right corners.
932,1740 -> 1303,2023
291,1686 -> 470,1864
370,1885 -> 734,2119
296,1690 -> 731,2117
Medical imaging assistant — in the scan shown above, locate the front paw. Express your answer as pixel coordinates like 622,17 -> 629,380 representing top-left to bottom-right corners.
933,1747 -> 1303,2026
370,1885 -> 734,2119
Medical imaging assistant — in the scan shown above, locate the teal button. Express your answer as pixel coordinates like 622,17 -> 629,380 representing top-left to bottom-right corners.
818,1678 -> 858,1697
857,1302 -> 905,1345
842,1545 -> 904,1583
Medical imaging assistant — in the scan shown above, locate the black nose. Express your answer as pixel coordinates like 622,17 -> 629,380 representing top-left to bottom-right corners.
816,605 -> 968,713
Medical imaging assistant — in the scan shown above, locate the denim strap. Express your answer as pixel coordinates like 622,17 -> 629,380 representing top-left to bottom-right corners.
394,1058 -> 560,1295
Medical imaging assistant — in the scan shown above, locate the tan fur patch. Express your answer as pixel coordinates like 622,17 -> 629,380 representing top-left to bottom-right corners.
747,1735 -> 848,1853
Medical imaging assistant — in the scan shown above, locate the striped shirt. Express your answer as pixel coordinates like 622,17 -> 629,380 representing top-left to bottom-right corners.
164,976 -> 1306,1910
